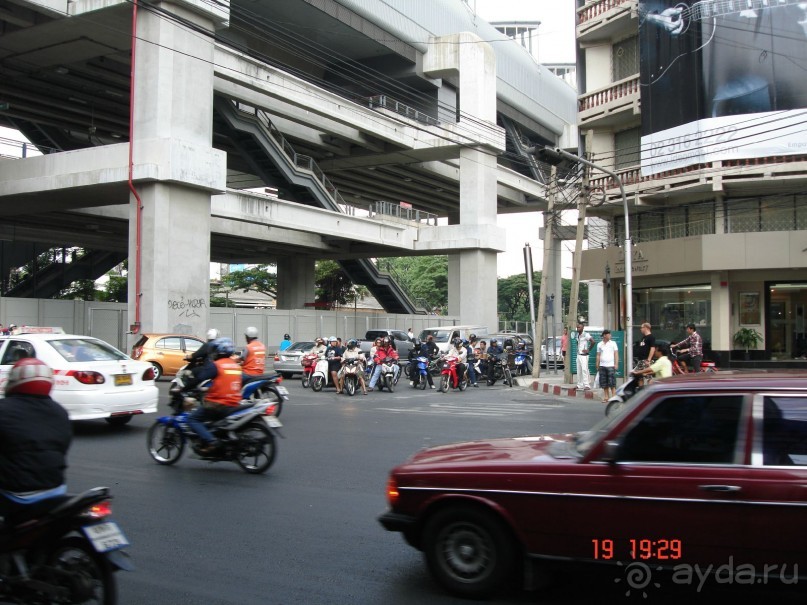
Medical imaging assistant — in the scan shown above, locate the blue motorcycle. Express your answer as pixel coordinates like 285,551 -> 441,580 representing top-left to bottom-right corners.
513,349 -> 533,375
147,387 -> 282,474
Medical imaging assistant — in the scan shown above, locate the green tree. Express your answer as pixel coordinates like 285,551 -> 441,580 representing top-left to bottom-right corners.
497,273 -> 533,321
220,264 -> 277,298
384,256 -> 448,312
315,260 -> 353,308
56,278 -> 99,301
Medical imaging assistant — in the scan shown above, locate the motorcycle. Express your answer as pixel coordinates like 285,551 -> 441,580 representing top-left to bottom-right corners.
171,365 -> 289,417
340,358 -> 363,396
310,357 -> 334,392
377,358 -> 400,392
147,387 -> 282,474
486,352 -> 514,387
300,352 -> 319,388
439,355 -> 468,392
513,349 -> 532,375
605,360 -> 650,417
0,486 -> 132,604
411,355 -> 431,390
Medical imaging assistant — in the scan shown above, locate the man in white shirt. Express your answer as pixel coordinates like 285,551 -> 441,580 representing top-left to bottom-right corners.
575,323 -> 594,390
595,329 -> 619,403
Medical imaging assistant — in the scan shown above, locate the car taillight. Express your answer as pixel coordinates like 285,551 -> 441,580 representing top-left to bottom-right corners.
132,346 -> 142,359
142,367 -> 156,381
274,354 -> 280,361
386,477 -> 399,507
66,370 -> 105,385
80,501 -> 112,520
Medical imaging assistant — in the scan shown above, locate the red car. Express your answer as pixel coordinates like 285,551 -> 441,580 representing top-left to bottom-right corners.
379,372 -> 807,599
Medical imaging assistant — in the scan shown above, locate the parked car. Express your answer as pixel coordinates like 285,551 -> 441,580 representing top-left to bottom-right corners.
0,327 -> 158,425
379,371 -> 807,599
273,341 -> 316,378
418,325 -> 488,354
131,333 -> 205,379
540,336 -> 564,367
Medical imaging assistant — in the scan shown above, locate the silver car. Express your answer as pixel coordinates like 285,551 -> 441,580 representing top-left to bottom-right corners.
272,341 -> 315,378
540,336 -> 564,368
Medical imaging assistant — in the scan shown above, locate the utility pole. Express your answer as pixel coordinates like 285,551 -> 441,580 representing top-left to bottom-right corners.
565,137 -> 590,384
533,166 -> 556,377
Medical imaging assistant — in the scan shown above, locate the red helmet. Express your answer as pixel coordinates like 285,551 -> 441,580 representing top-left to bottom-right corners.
6,358 -> 54,396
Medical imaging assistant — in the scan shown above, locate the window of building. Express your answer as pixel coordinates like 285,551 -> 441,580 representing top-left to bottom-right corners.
760,196 -> 795,232
687,202 -> 715,236
665,206 -> 687,239
614,127 -> 640,170
637,210 -> 664,242
632,285 -> 711,344
612,35 -> 639,81
727,198 -> 759,233
796,194 -> 807,229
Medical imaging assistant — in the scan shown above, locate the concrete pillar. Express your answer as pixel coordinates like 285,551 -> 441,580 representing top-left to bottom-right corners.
424,33 -> 500,331
276,257 -> 316,310
128,0 -> 228,338
711,271 -> 731,356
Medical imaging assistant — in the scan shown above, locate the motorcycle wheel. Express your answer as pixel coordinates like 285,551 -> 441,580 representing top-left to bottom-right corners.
493,366 -> 504,381
458,375 -> 468,391
147,422 -> 185,465
403,365 -> 411,377
440,375 -> 450,393
249,387 -> 283,418
301,373 -> 311,389
504,368 -> 514,388
384,374 -> 394,393
605,399 -> 625,417
235,421 -> 277,474
311,375 -> 324,392
344,375 -> 356,396
46,537 -> 116,605
418,374 -> 428,390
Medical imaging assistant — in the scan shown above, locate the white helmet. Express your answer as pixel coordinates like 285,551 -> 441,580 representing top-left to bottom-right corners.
245,326 -> 259,339
206,328 -> 220,341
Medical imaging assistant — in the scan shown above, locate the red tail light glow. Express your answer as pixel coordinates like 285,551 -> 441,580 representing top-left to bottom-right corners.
66,370 -> 105,385
274,354 -> 280,361
142,367 -> 156,381
81,501 -> 112,519
276,375 -> 283,384
386,477 -> 399,507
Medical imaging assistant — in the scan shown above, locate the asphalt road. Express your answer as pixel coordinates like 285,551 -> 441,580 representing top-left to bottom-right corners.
63,378 -> 800,605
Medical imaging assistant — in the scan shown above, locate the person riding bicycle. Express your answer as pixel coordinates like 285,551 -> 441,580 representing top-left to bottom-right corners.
185,337 -> 243,454
672,323 -> 703,372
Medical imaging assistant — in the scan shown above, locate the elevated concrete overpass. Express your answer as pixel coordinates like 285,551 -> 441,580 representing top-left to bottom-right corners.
0,0 -> 577,335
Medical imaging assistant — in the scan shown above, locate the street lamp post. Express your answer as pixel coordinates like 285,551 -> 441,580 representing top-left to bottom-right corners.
527,146 -> 633,367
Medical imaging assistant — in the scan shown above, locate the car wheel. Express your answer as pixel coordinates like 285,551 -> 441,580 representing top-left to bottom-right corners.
423,505 -> 516,599
150,362 -> 163,380
105,415 -> 132,426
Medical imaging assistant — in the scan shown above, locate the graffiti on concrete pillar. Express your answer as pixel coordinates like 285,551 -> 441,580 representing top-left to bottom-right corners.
168,296 -> 207,319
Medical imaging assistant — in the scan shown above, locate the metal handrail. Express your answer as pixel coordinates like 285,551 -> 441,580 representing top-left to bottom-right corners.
367,95 -> 440,126
368,201 -> 439,226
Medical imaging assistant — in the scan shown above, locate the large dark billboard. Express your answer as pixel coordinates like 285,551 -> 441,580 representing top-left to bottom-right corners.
639,1 -> 807,176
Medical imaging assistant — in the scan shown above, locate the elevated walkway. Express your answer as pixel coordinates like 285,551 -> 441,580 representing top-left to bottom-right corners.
215,98 -> 426,314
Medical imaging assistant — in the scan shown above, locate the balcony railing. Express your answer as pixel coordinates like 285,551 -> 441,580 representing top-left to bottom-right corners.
367,95 -> 439,127
579,75 -> 640,113
578,0 -> 634,25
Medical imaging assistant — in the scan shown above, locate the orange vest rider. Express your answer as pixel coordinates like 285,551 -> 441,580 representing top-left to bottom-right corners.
205,357 -> 242,406
241,340 -> 266,375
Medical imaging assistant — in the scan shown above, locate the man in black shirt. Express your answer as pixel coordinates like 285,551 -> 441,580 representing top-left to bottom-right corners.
0,358 -> 71,519
636,323 -> 657,365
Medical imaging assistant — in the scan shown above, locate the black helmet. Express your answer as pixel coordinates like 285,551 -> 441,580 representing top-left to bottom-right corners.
347,339 -> 358,348
491,338 -> 498,344
469,334 -> 477,341
284,333 -> 290,340
453,337 -> 462,347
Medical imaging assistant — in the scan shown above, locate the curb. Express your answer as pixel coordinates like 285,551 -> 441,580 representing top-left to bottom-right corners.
515,378 -> 596,400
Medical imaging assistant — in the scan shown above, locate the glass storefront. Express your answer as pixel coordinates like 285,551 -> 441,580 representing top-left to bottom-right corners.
767,282 -> 807,360
632,285 -> 712,349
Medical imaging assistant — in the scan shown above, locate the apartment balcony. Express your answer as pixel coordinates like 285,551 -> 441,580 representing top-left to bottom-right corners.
587,154 -> 807,208
578,74 -> 640,129
577,0 -> 637,43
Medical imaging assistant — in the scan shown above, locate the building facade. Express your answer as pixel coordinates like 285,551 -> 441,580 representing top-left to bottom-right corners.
576,0 -> 807,366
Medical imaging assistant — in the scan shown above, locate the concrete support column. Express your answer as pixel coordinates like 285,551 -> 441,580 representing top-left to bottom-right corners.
128,0 -> 228,338
276,257 -> 316,310
711,271 -> 731,356
424,33 -> 500,330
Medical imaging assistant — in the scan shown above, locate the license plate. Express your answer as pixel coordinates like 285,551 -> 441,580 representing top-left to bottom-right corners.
114,374 -> 132,386
264,416 -> 282,428
276,386 -> 289,396
82,521 -> 129,553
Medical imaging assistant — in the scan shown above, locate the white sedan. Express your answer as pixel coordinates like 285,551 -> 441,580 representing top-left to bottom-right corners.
0,330 -> 159,425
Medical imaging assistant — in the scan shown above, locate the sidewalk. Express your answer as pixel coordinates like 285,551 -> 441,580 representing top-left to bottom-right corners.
514,369 -> 610,400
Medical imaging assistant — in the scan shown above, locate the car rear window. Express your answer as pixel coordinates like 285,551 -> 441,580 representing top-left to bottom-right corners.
287,342 -> 314,352
420,330 -> 451,343
49,338 -> 129,363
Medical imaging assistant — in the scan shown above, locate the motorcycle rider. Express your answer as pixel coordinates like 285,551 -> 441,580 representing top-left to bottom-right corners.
185,328 -> 219,367
311,337 -> 327,358
325,336 -> 344,392
279,333 -> 292,351
0,358 -> 71,520
450,338 -> 468,388
486,338 -> 504,385
185,337 -> 243,454
338,339 -> 367,395
236,326 -> 266,378
407,338 -> 421,387
464,339 -> 478,387
368,336 -> 399,392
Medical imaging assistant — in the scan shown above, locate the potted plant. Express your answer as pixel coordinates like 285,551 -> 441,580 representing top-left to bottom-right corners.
733,327 -> 763,360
